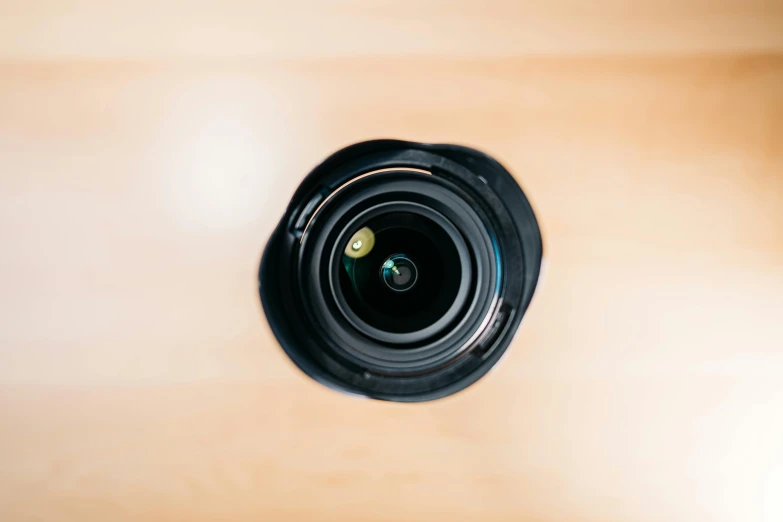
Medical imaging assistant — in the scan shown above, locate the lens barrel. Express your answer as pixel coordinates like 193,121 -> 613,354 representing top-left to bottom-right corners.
259,140 -> 542,401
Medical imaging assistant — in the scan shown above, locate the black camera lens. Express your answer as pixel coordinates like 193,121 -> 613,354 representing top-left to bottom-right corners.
259,140 -> 542,402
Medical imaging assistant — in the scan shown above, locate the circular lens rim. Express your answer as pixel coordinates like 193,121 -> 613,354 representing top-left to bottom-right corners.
298,174 -> 499,375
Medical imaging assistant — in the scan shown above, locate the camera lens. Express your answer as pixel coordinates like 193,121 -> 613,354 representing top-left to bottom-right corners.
259,140 -> 542,402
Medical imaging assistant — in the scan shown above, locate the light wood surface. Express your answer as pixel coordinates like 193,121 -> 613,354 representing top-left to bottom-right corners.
1,2 -> 782,521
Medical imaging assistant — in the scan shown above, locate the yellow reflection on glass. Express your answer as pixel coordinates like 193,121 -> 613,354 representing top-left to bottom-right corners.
344,227 -> 375,259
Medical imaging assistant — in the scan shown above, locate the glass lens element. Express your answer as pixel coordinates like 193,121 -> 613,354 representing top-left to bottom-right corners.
340,212 -> 462,334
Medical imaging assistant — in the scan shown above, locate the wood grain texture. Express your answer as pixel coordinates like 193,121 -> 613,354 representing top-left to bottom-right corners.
1,2 -> 782,521
1,0 -> 783,58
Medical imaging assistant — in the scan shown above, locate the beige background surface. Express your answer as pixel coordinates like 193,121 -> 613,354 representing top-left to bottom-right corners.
1,1 -> 782,521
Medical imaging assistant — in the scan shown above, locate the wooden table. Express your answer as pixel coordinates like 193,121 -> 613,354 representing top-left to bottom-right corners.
1,2 -> 781,521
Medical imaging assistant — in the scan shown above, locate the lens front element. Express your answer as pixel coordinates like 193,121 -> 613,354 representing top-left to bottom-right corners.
339,211 -> 462,336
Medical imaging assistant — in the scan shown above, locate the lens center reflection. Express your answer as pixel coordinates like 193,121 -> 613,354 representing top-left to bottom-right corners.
381,254 -> 418,292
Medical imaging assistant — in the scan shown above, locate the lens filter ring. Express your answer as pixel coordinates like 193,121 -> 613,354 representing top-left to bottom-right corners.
299,174 -> 497,374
